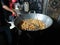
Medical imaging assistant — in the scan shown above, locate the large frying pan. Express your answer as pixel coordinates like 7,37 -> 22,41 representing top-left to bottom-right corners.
14,13 -> 53,31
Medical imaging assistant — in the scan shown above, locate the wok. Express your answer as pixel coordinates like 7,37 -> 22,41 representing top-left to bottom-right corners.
14,13 -> 53,31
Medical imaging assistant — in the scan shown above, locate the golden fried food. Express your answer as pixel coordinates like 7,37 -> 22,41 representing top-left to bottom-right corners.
18,19 -> 46,30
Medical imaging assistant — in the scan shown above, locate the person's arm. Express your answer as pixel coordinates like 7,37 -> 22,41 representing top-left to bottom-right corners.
2,5 -> 17,16
3,5 -> 13,12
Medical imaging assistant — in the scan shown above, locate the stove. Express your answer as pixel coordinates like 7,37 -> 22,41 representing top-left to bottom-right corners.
11,18 -> 60,45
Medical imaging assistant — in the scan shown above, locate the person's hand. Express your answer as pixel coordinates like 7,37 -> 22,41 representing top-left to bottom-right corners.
12,10 -> 19,18
12,11 -> 17,16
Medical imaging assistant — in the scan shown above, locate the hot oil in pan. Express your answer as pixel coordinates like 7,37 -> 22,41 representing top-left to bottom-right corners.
17,19 -> 46,31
